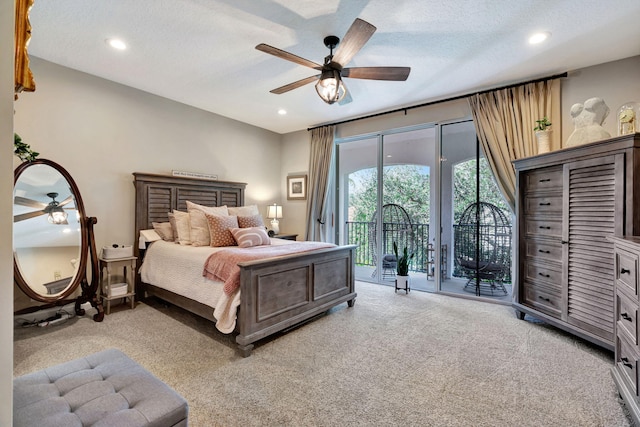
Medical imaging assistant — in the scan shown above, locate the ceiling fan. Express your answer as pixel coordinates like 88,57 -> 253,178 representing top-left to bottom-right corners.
256,18 -> 411,105
14,192 -> 73,224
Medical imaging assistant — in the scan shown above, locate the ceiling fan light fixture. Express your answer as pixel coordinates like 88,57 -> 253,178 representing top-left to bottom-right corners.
315,69 -> 346,105
47,206 -> 68,225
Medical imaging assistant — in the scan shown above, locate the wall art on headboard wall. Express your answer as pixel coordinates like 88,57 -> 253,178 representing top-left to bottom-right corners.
287,174 -> 307,200
15,0 -> 36,96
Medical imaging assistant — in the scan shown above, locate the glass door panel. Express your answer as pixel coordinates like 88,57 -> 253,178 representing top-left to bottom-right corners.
338,137 -> 380,282
338,127 -> 436,287
440,121 -> 513,301
382,128 -> 435,290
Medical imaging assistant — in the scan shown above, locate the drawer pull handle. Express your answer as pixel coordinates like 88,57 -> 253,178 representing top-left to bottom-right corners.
538,296 -> 551,302
539,178 -> 551,182
538,249 -> 550,254
539,202 -> 551,206
621,357 -> 634,369
539,226 -> 551,230
621,313 -> 633,322
538,272 -> 550,278
561,240 -> 568,244
621,268 -> 631,275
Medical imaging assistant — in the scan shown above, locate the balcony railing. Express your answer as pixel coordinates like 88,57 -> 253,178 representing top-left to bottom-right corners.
345,221 -> 512,282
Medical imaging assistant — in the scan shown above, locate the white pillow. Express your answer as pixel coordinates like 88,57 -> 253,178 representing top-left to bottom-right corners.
170,210 -> 192,245
188,209 -> 210,246
186,201 -> 228,216
228,205 -> 259,216
230,227 -> 271,248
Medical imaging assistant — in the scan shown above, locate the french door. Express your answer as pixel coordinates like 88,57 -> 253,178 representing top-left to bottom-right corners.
337,126 -> 435,286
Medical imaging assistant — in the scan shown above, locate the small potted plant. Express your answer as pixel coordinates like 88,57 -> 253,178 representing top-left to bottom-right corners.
534,117 -> 552,154
393,241 -> 414,293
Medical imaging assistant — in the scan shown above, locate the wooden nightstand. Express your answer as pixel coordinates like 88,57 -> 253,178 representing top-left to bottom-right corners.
99,256 -> 137,315
274,233 -> 298,241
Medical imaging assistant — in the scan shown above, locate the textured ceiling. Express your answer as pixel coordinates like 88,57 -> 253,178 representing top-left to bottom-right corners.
27,0 -> 640,134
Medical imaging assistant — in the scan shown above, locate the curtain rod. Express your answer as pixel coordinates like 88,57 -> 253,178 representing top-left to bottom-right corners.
307,72 -> 568,132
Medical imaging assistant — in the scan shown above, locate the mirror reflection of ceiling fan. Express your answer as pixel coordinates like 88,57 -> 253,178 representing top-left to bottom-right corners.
14,192 -> 73,224
256,18 -> 411,105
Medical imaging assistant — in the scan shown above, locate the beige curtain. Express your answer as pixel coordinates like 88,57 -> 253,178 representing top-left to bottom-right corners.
305,125 -> 335,241
468,79 -> 561,211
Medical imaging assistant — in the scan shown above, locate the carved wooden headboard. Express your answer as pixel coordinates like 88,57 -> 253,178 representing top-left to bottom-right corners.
132,172 -> 246,251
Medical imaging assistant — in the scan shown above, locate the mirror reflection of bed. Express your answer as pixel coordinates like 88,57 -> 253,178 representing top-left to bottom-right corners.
134,172 -> 357,357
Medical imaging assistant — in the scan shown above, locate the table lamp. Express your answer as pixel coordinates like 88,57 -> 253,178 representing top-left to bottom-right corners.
267,203 -> 283,235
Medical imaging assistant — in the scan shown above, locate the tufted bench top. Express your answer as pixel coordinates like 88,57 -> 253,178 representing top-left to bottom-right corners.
14,348 -> 188,427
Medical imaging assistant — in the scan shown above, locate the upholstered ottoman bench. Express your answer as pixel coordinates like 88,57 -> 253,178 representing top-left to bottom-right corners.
13,348 -> 188,427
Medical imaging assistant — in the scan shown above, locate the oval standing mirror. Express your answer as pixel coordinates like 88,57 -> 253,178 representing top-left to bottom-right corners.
14,159 -> 86,302
13,159 -> 103,321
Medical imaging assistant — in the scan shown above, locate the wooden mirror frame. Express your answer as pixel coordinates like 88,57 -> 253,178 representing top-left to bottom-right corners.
14,159 -> 104,321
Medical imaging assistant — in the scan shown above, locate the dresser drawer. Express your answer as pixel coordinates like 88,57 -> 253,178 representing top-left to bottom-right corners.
617,292 -> 639,346
525,261 -> 562,288
524,167 -> 563,193
524,195 -> 563,215
617,334 -> 640,396
525,239 -> 563,263
525,218 -> 562,239
523,282 -> 562,318
617,249 -> 639,298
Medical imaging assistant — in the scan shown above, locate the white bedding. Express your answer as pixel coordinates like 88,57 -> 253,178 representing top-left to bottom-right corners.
139,238 -> 293,332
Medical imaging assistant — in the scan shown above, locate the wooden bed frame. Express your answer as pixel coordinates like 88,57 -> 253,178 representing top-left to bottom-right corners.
133,172 -> 357,356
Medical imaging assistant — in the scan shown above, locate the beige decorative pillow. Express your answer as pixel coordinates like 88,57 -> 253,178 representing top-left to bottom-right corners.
188,209 -> 210,246
171,210 -> 192,245
152,222 -> 174,242
228,205 -> 259,216
205,214 -> 239,247
237,214 -> 265,229
230,227 -> 271,248
167,213 -> 178,243
186,201 -> 229,216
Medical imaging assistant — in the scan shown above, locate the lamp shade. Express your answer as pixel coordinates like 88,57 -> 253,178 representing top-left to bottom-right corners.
315,69 -> 346,105
267,204 -> 282,219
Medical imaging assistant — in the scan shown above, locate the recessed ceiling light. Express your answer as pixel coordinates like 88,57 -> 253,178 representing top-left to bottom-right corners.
278,109 -> 287,115
529,31 -> 551,45
106,38 -> 127,50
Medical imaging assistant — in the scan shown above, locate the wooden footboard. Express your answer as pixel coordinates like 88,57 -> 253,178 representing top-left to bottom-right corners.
235,245 -> 357,356
142,245 -> 357,357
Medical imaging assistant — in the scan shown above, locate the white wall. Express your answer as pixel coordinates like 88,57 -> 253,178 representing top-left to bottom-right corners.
13,58 -> 283,256
561,56 -> 640,145
1,1 -> 14,424
280,130 -> 310,237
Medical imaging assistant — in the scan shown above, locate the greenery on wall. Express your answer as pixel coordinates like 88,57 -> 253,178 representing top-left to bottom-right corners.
14,133 -> 39,162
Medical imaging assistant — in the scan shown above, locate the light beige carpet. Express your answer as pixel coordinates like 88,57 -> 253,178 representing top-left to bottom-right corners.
14,281 -> 630,427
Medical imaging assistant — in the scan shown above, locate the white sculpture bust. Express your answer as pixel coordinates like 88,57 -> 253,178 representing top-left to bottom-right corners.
565,97 -> 611,148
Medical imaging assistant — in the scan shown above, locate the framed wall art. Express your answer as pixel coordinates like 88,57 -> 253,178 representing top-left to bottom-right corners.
287,175 -> 307,200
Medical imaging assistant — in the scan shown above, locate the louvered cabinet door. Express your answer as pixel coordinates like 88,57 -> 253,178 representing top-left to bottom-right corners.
562,154 -> 625,343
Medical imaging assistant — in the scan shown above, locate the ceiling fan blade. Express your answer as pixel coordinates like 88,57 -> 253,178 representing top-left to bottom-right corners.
270,75 -> 320,94
331,18 -> 377,67
58,194 -> 73,207
14,196 -> 47,209
14,210 -> 45,222
342,67 -> 411,81
256,44 -> 322,70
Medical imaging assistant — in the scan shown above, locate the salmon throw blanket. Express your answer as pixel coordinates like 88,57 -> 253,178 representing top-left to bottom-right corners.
204,241 -> 335,333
